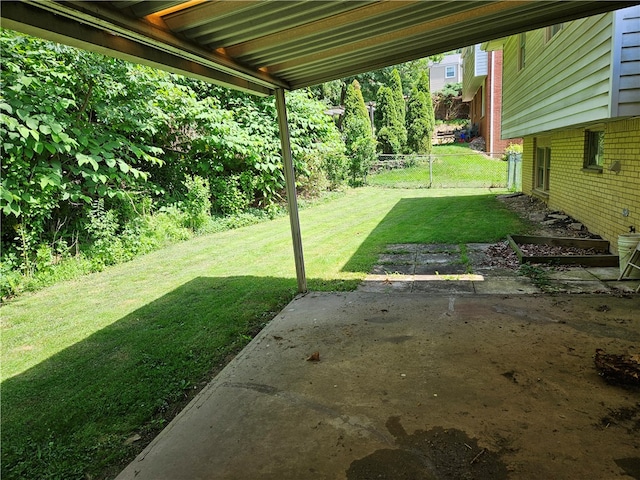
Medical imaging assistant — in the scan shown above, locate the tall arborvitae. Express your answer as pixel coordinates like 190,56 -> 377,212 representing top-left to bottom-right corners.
406,70 -> 435,154
374,86 -> 401,154
342,79 -> 376,186
389,68 -> 407,150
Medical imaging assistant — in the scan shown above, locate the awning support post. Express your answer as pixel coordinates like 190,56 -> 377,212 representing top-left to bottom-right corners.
275,88 -> 307,293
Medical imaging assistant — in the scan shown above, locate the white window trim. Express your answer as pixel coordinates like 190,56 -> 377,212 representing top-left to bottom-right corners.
445,66 -> 456,78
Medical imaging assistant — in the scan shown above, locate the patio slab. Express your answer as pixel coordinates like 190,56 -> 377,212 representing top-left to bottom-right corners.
116,292 -> 640,480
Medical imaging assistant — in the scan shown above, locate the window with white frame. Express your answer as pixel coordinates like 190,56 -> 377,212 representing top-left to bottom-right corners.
584,129 -> 604,169
445,65 -> 456,78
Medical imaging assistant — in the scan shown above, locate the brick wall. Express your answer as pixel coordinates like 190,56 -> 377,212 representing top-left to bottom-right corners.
521,136 -> 535,196
523,117 -> 640,252
489,52 -> 521,153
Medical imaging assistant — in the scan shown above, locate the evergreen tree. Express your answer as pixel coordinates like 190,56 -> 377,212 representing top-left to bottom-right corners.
389,68 -> 407,150
406,70 -> 435,154
374,86 -> 401,154
342,80 -> 376,186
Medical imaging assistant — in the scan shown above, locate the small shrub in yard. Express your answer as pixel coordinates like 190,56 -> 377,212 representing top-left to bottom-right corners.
210,173 -> 255,216
183,175 -> 212,231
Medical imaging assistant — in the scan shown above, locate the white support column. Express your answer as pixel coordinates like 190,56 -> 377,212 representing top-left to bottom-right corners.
275,88 -> 307,293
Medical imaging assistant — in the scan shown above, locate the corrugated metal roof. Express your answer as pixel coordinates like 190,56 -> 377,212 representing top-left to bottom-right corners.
2,1 -> 638,95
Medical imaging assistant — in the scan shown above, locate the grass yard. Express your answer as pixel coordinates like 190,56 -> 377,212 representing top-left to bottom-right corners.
0,187 -> 530,480
369,144 -> 508,189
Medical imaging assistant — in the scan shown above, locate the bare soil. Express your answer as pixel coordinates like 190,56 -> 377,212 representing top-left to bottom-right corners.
482,193 -> 611,270
497,193 -> 597,239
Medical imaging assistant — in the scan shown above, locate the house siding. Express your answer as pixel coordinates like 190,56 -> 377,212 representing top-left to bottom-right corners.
430,53 -> 463,92
522,118 -> 640,252
611,6 -> 640,116
462,45 -> 486,101
501,12 -> 616,138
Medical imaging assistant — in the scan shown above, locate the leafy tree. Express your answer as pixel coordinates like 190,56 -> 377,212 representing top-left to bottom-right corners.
374,86 -> 402,154
0,30 -> 164,273
309,56 -> 444,106
433,81 -> 465,120
342,80 -> 376,186
0,29 -> 347,285
406,70 -> 435,154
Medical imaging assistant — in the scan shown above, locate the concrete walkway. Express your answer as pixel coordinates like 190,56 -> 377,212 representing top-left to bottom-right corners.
116,286 -> 640,479
359,243 -> 638,295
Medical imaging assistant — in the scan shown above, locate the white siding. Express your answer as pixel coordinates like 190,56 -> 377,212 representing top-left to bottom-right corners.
611,6 -> 640,117
501,13 -> 615,138
462,44 -> 487,101
429,53 -> 462,92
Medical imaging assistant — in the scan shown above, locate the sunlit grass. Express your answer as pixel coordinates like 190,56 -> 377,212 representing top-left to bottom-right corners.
369,144 -> 507,189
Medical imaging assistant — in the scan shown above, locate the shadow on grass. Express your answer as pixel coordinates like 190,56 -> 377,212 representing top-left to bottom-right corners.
0,275 -> 349,480
342,194 -> 527,273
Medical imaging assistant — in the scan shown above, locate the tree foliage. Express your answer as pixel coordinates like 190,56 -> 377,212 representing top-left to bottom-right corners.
374,86 -> 403,154
342,80 -> 376,186
389,69 -> 406,145
0,29 -> 347,296
406,71 -> 436,154
432,81 -> 466,120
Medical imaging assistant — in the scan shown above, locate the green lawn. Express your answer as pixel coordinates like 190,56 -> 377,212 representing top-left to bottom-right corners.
369,144 -> 508,189
0,187 -> 529,480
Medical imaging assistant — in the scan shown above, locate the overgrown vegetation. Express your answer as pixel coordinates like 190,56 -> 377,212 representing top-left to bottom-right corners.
0,29 -> 349,299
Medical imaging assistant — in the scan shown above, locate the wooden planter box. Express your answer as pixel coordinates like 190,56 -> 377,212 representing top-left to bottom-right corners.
507,235 -> 619,267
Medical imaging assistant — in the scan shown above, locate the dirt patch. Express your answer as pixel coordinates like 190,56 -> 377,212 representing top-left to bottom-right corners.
497,193 -> 597,239
347,417 -> 508,480
482,194 -> 614,270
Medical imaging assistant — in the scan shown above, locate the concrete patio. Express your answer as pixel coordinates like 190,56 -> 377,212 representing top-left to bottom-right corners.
116,249 -> 640,479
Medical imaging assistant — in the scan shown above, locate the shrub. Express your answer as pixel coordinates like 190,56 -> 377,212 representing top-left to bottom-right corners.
502,143 -> 523,161
406,89 -> 433,155
182,175 -> 212,231
342,80 -> 376,186
374,86 -> 403,154
211,173 -> 254,216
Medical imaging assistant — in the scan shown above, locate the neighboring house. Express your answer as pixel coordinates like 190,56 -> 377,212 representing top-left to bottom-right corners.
483,6 -> 640,253
461,44 -> 521,154
429,53 -> 462,92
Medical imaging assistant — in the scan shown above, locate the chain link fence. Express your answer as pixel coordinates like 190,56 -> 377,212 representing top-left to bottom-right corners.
368,151 -> 522,189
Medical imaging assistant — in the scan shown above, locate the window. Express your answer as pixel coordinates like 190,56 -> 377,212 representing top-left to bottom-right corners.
545,23 -> 564,42
584,130 -> 604,169
445,65 -> 456,78
518,33 -> 526,71
480,85 -> 485,118
535,138 -> 551,192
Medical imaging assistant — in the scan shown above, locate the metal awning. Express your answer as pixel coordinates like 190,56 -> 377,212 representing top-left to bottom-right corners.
2,1 -> 637,96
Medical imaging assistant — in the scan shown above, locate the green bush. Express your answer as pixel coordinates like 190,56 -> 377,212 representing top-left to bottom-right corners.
182,175 -> 212,231
374,86 -> 403,154
342,80 -> 376,186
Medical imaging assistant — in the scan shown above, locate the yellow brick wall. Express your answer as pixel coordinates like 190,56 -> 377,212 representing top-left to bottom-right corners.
521,137 -> 535,196
522,117 -> 640,252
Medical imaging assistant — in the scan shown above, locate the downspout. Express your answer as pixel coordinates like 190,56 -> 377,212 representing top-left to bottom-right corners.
489,52 -> 495,154
275,89 -> 308,293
